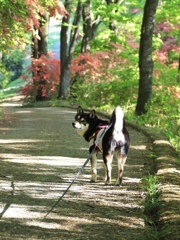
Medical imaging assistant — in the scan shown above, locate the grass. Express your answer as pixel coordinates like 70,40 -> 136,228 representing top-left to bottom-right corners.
0,78 -> 26,100
142,174 -> 161,240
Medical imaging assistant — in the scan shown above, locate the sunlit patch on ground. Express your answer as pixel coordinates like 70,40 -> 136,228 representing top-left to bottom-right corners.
0,106 -> 152,239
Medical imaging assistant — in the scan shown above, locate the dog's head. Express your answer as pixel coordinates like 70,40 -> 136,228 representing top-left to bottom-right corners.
72,106 -> 96,137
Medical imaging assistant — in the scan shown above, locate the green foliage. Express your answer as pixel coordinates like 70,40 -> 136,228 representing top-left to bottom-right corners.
71,43 -> 139,111
132,62 -> 180,154
142,174 -> 161,240
0,0 -> 29,51
0,0 -> 66,52
0,62 -> 11,89
3,50 -> 24,81
0,49 -> 25,89
71,50 -> 179,157
0,78 -> 26,100
71,0 -> 180,159
142,174 -> 160,216
156,0 -> 180,25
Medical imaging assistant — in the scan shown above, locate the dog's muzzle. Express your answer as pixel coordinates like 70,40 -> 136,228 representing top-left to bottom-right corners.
72,122 -> 76,128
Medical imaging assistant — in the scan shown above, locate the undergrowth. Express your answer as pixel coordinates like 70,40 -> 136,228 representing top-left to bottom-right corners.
142,174 -> 161,240
71,67 -> 179,160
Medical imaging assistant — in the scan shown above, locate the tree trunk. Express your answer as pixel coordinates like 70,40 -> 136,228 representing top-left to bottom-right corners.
38,12 -> 50,57
31,32 -> 38,59
105,0 -> 122,32
135,0 -> 159,115
58,0 -> 82,99
81,0 -> 93,53
81,0 -> 101,53
177,54 -> 180,83
60,59 -> 71,99
58,0 -> 72,99
31,12 -> 49,59
31,12 -> 50,100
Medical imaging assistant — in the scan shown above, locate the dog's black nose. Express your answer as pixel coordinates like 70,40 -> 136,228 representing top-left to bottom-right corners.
72,122 -> 75,127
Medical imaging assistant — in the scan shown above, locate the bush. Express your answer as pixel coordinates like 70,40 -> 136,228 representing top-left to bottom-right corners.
71,46 -> 179,157
3,50 -> 24,81
21,53 -> 60,101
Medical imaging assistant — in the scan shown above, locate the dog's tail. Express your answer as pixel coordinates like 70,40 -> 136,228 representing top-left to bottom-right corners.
110,106 -> 124,132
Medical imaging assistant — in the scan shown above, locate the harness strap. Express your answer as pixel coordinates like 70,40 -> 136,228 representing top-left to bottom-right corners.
88,125 -> 109,142
89,124 -> 110,153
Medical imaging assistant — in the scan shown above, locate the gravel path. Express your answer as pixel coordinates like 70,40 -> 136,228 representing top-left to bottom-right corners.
0,98 -> 155,239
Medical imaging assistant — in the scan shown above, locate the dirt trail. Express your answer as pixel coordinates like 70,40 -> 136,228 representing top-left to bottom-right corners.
0,98 -> 154,239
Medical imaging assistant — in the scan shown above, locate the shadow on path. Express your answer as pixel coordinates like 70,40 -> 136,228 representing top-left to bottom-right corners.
0,101 -> 159,239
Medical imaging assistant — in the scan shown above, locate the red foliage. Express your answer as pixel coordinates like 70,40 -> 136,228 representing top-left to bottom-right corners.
71,45 -> 129,84
21,53 -> 60,100
49,1 -> 68,19
154,21 -> 180,65
2,0 -> 67,46
24,0 -> 68,34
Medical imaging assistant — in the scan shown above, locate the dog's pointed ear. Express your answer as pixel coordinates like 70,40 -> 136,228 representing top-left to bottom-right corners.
89,109 -> 96,118
77,106 -> 83,114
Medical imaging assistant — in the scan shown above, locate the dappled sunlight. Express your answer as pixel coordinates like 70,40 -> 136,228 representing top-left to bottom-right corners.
159,183 -> 180,201
24,214 -> 144,231
0,106 -> 153,239
0,170 -> 145,234
159,212 -> 180,222
0,209 -> 145,233
15,110 -> 33,114
0,204 -> 44,219
0,102 -> 22,107
130,145 -> 147,150
1,199 -> 144,232
154,139 -> 171,147
26,219 -> 66,230
158,166 -> 180,175
1,154 -> 87,167
0,127 -> 17,131
0,139 -> 45,144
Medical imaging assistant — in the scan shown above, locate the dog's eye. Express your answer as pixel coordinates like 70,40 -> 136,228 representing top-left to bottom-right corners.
75,116 -> 80,121
80,119 -> 86,124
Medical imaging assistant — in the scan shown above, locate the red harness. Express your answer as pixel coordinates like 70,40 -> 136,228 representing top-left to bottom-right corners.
89,125 -> 109,153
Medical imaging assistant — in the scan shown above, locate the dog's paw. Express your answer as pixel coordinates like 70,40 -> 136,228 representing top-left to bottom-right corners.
115,178 -> 122,186
105,175 -> 111,185
90,174 -> 97,183
105,180 -> 111,185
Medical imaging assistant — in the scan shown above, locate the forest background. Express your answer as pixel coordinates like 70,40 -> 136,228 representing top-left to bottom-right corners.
0,0 -> 179,158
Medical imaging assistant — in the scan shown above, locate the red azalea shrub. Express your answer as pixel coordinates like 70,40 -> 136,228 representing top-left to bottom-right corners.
71,44 -> 128,84
154,21 -> 180,66
21,53 -> 60,100
70,44 -> 138,108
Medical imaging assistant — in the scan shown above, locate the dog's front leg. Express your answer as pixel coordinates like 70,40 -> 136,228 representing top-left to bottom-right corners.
90,152 -> 97,182
89,145 -> 97,182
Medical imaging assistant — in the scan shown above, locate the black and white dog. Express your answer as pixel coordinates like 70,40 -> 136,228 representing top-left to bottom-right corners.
72,106 -> 130,185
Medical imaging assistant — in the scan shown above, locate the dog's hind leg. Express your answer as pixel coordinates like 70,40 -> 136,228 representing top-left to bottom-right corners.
115,151 -> 127,186
103,153 -> 113,185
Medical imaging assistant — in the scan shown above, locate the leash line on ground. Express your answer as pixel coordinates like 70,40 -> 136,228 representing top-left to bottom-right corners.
44,147 -> 96,218
44,127 -> 108,218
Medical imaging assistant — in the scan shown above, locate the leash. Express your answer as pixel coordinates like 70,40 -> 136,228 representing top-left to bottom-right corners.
44,126 -> 108,218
